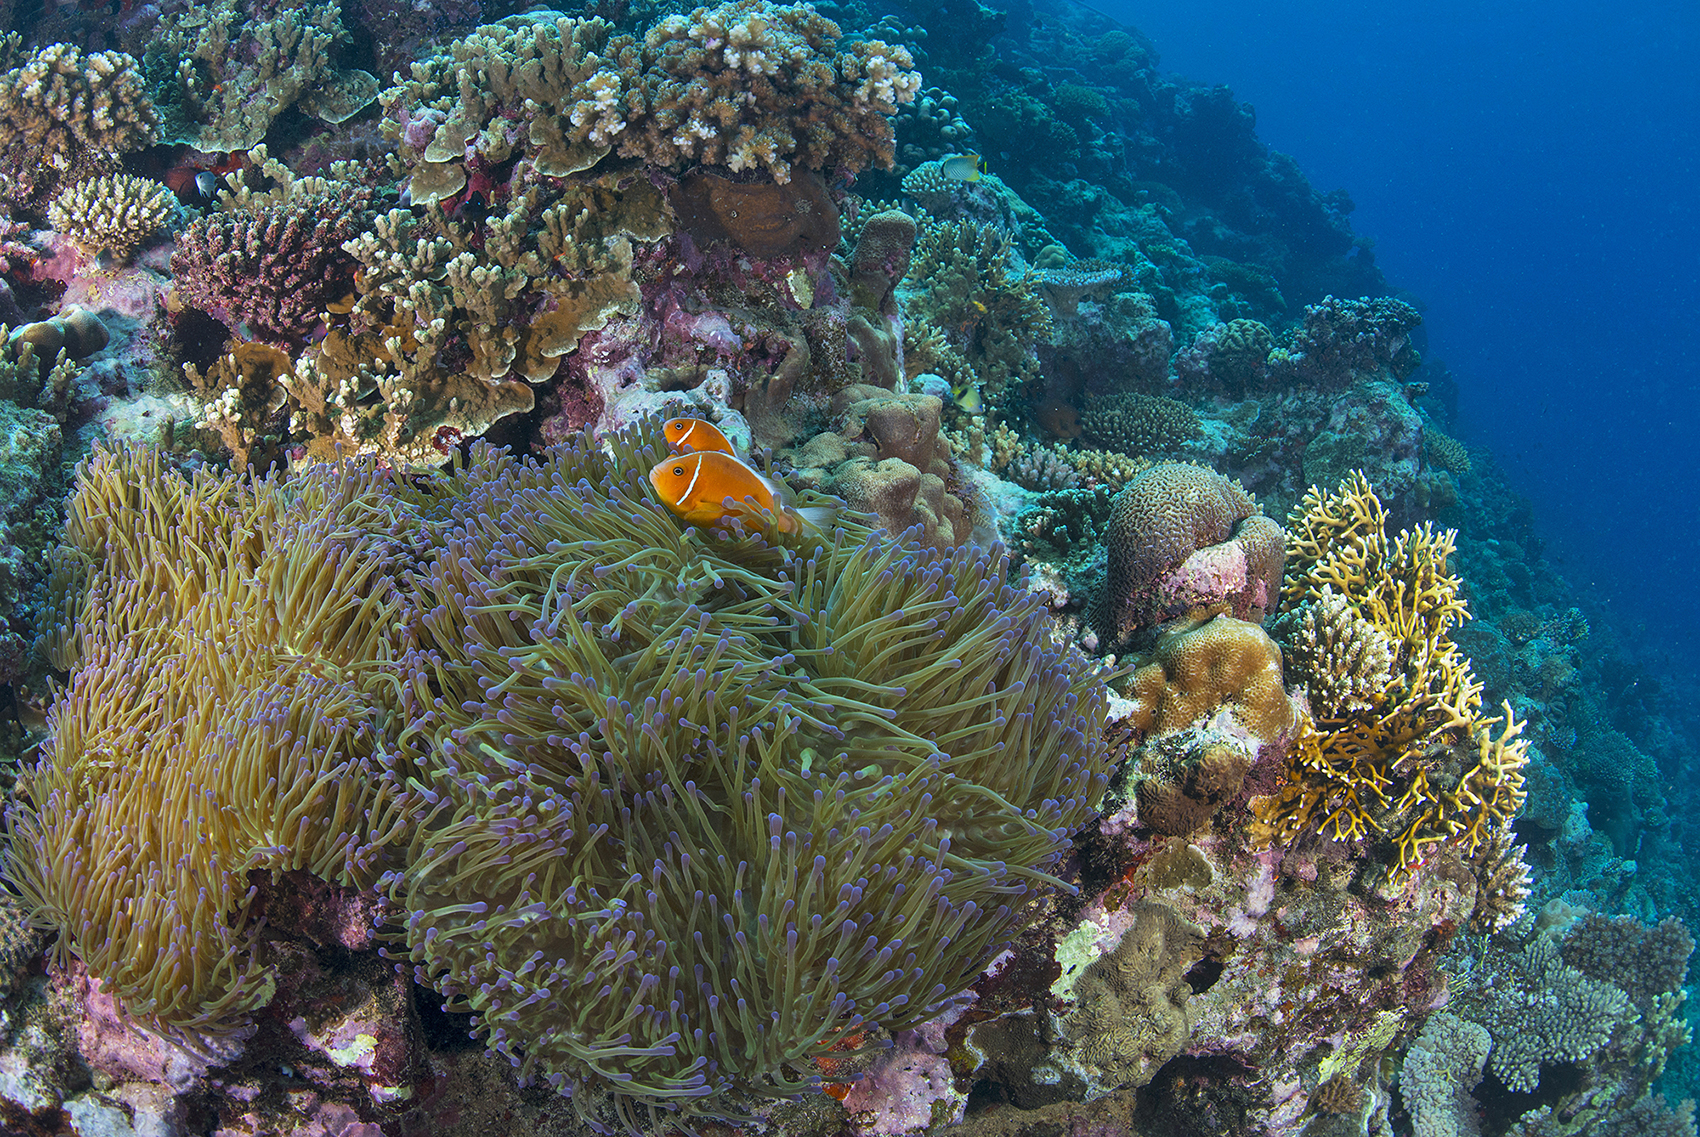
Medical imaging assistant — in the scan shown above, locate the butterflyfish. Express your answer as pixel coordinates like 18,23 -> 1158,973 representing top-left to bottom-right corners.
648,450 -> 833,536
662,416 -> 737,456
940,153 -> 985,183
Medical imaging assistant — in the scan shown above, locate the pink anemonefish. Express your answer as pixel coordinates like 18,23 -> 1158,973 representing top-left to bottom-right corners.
662,416 -> 738,456
648,450 -> 833,536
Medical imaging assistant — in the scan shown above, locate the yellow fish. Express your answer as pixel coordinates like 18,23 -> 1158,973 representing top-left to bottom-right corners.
662,416 -> 738,456
648,450 -> 833,536
940,153 -> 985,183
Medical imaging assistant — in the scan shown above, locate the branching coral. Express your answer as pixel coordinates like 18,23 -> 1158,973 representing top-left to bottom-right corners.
1079,392 -> 1201,456
1254,471 -> 1528,880
142,0 -> 378,151
5,447 -> 420,1044
0,44 -> 158,208
384,13 -> 646,206
386,2 -> 917,203
903,215 -> 1053,402
47,174 -> 176,261
635,0 -> 919,181
386,420 -> 1119,1127
171,184 -> 372,345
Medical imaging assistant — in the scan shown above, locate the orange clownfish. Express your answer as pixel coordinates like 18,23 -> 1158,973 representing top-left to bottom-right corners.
662,417 -> 737,456
648,450 -> 833,536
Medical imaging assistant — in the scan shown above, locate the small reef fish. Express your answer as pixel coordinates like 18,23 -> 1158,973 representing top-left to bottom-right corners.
940,153 -> 986,183
648,450 -> 832,536
662,417 -> 737,456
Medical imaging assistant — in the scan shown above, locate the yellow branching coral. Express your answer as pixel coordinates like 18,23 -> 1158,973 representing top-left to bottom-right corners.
6,448 -> 420,1042
1255,471 -> 1528,879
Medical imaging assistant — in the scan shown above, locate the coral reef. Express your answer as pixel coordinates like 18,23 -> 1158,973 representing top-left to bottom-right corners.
46,174 -> 176,262
0,44 -> 158,209
1093,461 -> 1285,650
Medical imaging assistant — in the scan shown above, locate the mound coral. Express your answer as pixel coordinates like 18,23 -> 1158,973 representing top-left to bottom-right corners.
1254,471 -> 1529,882
5,447 -> 419,1043
1093,462 -> 1284,649
387,421 -> 1118,1127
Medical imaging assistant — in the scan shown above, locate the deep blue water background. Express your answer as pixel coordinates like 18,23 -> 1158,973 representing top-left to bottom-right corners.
1105,0 -> 1700,697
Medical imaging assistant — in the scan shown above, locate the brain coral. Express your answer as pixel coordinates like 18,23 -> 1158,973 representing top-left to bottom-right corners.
385,421 -> 1119,1127
1094,462 -> 1285,650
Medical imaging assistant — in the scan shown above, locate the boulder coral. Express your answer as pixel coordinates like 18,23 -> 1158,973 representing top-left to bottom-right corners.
1093,461 -> 1285,651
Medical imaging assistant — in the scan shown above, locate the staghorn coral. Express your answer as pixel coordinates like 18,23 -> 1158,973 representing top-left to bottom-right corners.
0,45 -> 158,210
5,446 -> 420,1045
47,174 -> 176,261
1560,912 -> 1694,1011
171,185 -> 371,345
1079,391 -> 1201,456
1272,295 -> 1422,386
1255,472 -> 1528,881
388,419 -> 1119,1127
1094,462 -> 1284,649
183,341 -> 295,471
1470,932 -> 1631,1093
635,0 -> 919,181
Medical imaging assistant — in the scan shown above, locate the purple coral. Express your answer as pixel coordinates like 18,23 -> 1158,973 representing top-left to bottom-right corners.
170,192 -> 367,345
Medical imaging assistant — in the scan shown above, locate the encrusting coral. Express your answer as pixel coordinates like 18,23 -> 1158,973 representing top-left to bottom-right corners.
1253,471 -> 1530,884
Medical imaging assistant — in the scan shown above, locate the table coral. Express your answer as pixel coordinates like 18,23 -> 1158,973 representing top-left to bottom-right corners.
0,44 -> 158,209
387,420 -> 1119,1128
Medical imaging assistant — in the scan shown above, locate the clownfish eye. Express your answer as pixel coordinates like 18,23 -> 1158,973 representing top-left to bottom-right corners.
673,466 -> 685,475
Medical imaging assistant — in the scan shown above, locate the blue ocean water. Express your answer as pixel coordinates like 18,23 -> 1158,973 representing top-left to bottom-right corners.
1112,0 -> 1700,707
